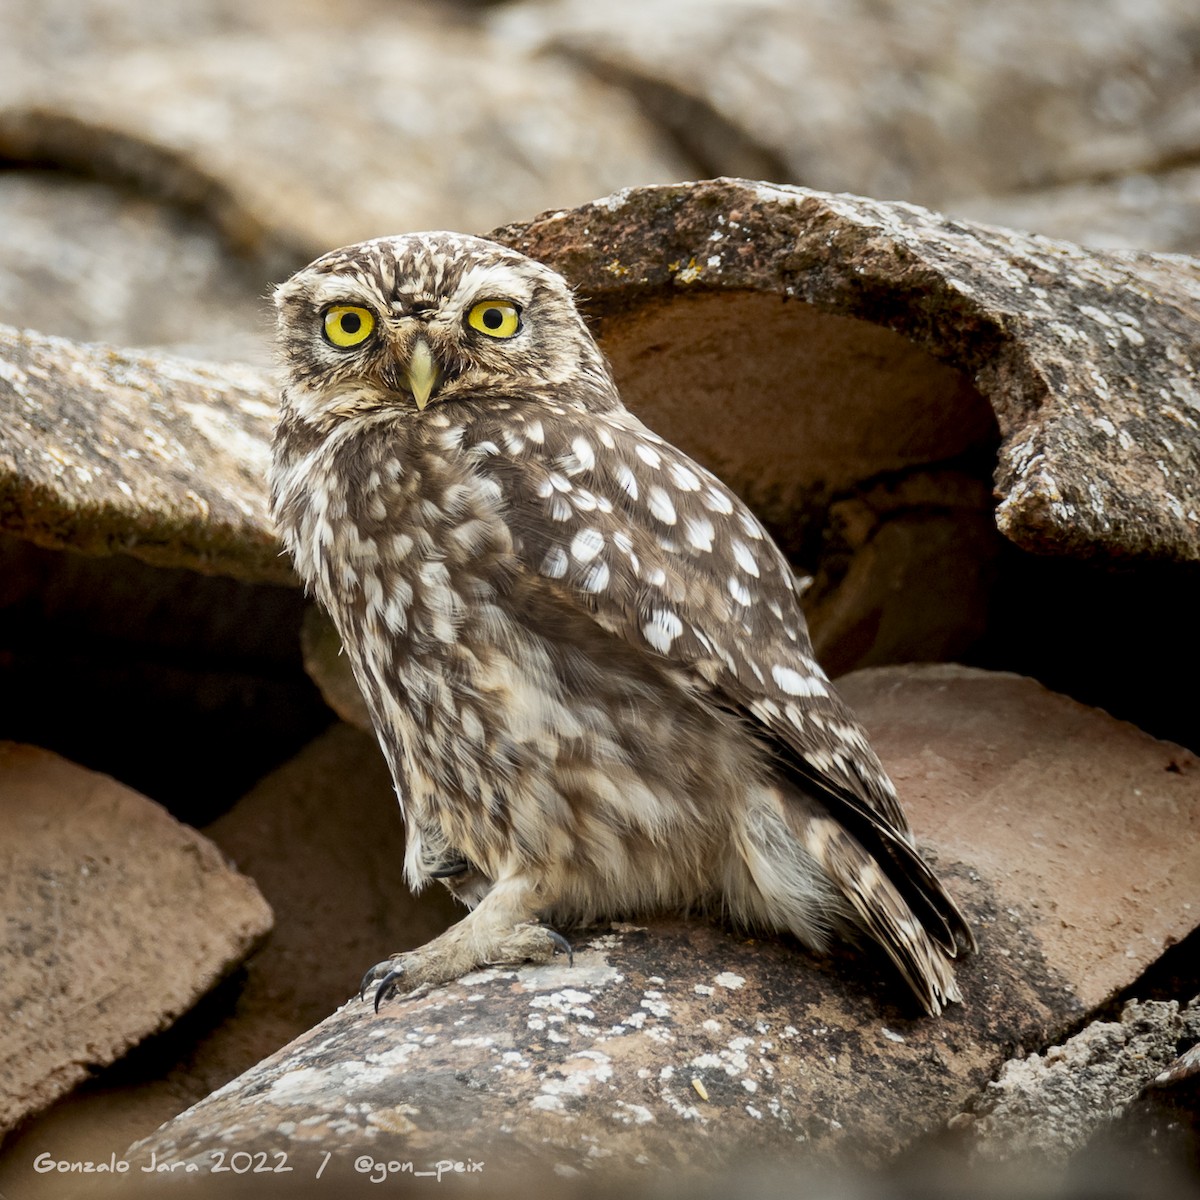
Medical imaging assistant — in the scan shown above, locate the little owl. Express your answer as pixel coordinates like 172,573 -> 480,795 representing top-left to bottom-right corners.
271,232 -> 974,1015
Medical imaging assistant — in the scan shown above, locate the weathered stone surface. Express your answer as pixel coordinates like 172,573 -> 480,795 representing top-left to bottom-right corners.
494,0 -> 1200,207
0,725 -> 457,1193
0,2 -> 690,265
0,743 -> 273,1135
299,179 -> 1200,749
0,171 -> 273,364
496,179 -> 1200,566
839,665 -> 1200,1012
952,165 -> 1200,256
10,180 -> 1199,597
301,607 -> 373,732
126,665 -> 1200,1176
1112,1038 -> 1200,1171
959,999 -> 1200,1164
0,323 -> 283,582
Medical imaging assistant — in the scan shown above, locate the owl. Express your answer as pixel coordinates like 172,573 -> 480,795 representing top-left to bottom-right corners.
270,232 -> 974,1016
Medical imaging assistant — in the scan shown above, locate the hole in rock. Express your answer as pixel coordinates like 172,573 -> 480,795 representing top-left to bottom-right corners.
0,533 -> 331,825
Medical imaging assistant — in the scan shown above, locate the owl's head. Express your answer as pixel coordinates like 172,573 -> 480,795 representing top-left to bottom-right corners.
274,232 -> 617,428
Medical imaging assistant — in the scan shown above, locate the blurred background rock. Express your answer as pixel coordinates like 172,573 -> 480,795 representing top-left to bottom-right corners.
2,0 -> 1199,361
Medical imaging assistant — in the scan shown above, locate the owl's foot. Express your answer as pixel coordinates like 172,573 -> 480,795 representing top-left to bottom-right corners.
360,876 -> 573,1011
363,922 -> 573,1011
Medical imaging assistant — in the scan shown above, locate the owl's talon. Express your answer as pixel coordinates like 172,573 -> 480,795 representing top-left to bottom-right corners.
429,857 -> 470,879
359,959 -> 395,1002
373,968 -> 406,1013
545,928 -> 574,966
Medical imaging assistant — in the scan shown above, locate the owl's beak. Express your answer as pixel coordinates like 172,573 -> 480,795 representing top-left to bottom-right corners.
406,337 -> 441,411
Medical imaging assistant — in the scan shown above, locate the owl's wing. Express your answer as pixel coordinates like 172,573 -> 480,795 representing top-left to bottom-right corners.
465,404 -> 973,958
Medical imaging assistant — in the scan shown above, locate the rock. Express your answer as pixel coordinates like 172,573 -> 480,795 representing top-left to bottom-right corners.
126,665 -> 1200,1175
493,0 -> 1200,208
961,998 -> 1200,1165
301,607 -> 372,732
0,170 -> 273,364
0,743 -> 273,1135
838,665 -> 1200,1012
0,322 -> 283,583
0,3 -> 691,265
299,179 -> 1200,738
494,180 -> 1200,749
0,725 -> 457,1188
496,179 -> 1200,568
1114,1039 -> 1200,1172
951,165 -> 1200,256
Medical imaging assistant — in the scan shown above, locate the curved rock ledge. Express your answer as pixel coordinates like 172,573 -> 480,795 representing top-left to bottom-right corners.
0,324 -> 284,582
496,178 -> 1200,566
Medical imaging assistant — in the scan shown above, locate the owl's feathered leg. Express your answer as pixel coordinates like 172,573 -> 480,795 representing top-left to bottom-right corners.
361,875 -> 572,1011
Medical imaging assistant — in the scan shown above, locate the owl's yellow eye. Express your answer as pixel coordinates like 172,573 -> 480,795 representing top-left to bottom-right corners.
467,300 -> 521,339
323,305 -> 376,348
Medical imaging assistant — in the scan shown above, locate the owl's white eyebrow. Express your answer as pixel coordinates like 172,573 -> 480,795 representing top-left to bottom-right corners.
305,277 -> 381,310
450,263 -> 534,306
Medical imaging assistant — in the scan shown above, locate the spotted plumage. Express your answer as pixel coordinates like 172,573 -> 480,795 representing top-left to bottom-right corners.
271,232 -> 975,1015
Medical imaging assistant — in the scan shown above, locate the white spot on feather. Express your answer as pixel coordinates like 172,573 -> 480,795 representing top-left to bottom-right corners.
561,436 -> 596,475
580,560 -> 610,593
642,609 -> 683,653
704,486 -> 734,514
648,485 -> 677,524
731,538 -> 760,576
636,443 -> 662,469
571,528 -> 605,563
683,515 -> 715,552
771,664 -> 828,698
668,462 -> 702,491
541,546 -> 569,579
728,576 -> 752,606
614,463 -> 640,500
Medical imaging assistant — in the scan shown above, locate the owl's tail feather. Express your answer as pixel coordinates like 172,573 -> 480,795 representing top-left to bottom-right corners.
793,807 -> 964,1016
729,792 -> 964,1017
778,755 -> 977,965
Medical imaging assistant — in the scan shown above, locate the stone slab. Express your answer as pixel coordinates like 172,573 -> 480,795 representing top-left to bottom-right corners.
0,323 -> 283,583
494,0 -> 1200,207
0,743 -> 273,1135
0,3 -> 689,265
839,665 -> 1200,1011
0,724 -> 457,1196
